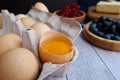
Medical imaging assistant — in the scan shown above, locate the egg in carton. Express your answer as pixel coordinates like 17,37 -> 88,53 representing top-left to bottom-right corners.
0,8 -> 82,80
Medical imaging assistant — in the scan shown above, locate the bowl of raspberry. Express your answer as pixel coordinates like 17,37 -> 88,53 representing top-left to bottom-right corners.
54,2 -> 86,22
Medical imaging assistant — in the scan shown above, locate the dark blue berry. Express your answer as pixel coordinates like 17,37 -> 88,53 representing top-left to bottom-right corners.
104,34 -> 114,39
93,19 -> 98,23
98,16 -> 106,23
110,24 -> 116,34
114,21 -> 120,28
89,22 -> 97,32
97,31 -> 104,37
111,35 -> 120,41
97,22 -> 103,31
103,21 -> 111,27
106,17 -> 113,22
90,27 -> 98,35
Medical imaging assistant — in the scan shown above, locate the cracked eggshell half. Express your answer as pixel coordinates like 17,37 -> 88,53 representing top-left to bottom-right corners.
39,31 -> 74,64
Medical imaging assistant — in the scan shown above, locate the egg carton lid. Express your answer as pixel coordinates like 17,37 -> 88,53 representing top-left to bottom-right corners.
27,7 -> 82,42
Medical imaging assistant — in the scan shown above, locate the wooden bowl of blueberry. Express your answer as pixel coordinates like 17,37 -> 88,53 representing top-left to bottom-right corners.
54,2 -> 86,22
84,16 -> 120,51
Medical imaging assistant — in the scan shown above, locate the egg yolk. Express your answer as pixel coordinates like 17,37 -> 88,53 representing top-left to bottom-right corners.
42,41 -> 72,55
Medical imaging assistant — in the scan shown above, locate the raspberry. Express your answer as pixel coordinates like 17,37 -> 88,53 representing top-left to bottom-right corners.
56,2 -> 82,18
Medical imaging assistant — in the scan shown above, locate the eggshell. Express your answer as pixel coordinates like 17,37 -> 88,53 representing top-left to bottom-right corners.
0,33 -> 22,56
0,13 -> 2,29
39,31 -> 74,64
31,22 -> 51,39
34,2 -> 49,13
0,48 -> 40,80
20,17 -> 36,28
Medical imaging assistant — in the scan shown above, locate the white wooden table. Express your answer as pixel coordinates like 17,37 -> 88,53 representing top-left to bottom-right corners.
44,32 -> 120,80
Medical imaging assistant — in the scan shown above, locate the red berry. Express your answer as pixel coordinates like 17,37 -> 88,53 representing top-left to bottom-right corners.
56,2 -> 81,17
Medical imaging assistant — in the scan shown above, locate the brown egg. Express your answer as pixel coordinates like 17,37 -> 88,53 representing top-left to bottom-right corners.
34,2 -> 49,13
0,13 -> 2,29
16,14 -> 27,19
0,33 -> 22,56
0,48 -> 40,80
31,22 -> 51,39
20,17 -> 36,28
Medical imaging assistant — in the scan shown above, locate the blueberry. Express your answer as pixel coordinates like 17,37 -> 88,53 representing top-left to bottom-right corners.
111,35 -> 120,41
97,31 -> 104,37
89,23 -> 97,31
91,22 -> 97,27
104,34 -> 114,39
102,21 -> 111,34
90,27 -> 99,35
114,31 -> 120,36
98,16 -> 106,23
97,22 -> 103,31
112,20 -> 116,24
103,21 -> 111,27
115,30 -> 120,36
103,27 -> 110,34
114,21 -> 120,28
89,23 -> 99,35
106,17 -> 113,22
110,24 -> 116,34
93,19 -> 98,23
97,22 -> 102,27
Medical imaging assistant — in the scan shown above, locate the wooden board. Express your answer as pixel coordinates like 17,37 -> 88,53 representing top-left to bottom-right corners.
87,6 -> 120,20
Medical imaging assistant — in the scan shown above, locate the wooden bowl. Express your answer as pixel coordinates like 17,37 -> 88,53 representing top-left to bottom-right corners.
83,22 -> 120,51
39,31 -> 74,64
54,10 -> 86,22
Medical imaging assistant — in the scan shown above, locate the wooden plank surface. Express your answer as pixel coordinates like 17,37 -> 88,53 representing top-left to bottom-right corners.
94,47 -> 120,80
67,33 -> 116,80
45,32 -> 120,80
44,75 -> 67,80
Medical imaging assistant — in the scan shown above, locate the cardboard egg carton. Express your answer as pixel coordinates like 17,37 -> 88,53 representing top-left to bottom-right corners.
27,7 -> 82,41
0,9 -> 82,80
